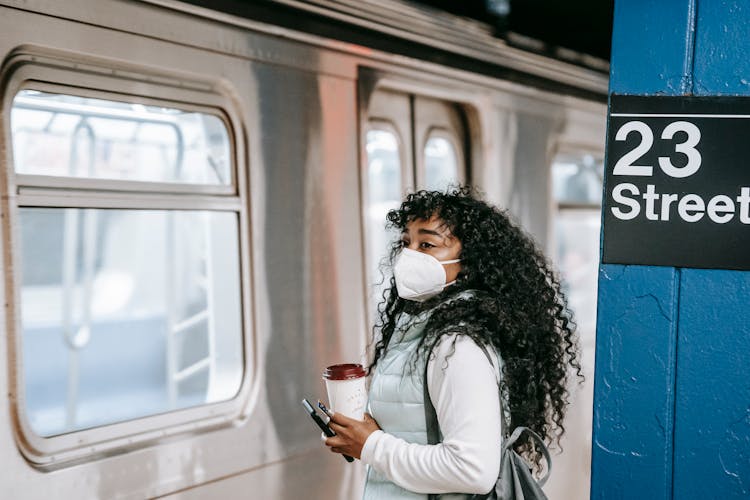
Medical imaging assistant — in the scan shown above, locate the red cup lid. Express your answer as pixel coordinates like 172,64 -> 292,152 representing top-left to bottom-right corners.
322,363 -> 366,380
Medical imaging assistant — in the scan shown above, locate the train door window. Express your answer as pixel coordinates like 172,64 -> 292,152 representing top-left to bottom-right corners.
423,133 -> 461,191
8,84 -> 245,445
366,125 -> 404,287
415,96 -> 467,191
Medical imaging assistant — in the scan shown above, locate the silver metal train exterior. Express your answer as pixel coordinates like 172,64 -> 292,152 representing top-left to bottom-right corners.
0,1 -> 607,498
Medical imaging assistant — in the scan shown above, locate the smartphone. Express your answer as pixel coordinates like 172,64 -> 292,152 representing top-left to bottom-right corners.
317,400 -> 334,419
301,398 -> 354,462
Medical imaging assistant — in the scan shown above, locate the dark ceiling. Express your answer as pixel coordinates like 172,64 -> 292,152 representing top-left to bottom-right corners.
185,0 -> 614,63
414,0 -> 614,61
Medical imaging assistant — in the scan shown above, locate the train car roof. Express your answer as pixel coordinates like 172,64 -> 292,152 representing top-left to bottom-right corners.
177,0 -> 611,102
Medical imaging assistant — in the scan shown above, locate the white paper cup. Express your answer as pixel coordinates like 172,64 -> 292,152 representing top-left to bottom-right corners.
322,364 -> 367,421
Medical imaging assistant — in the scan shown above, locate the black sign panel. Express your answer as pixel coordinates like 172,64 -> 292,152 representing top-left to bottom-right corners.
603,95 -> 750,270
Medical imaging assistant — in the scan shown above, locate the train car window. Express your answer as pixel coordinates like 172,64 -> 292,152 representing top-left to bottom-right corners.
423,132 -> 461,191
11,90 -> 232,186
552,154 -> 603,206
552,153 -> 603,345
19,208 -> 243,436
7,83 -> 247,451
365,126 -> 403,294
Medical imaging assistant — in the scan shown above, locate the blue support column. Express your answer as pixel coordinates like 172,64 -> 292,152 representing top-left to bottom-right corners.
591,1 -> 696,499
673,2 -> 750,498
674,271 -> 750,498
592,266 -> 679,500
593,1 -> 750,499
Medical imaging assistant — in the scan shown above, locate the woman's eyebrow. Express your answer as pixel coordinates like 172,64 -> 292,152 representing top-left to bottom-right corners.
417,229 -> 448,244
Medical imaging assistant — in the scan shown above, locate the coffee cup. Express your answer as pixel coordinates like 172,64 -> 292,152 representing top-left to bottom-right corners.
322,364 -> 367,421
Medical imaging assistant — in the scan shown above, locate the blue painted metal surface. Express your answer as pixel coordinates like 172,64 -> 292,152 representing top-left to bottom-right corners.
608,0 -> 696,95
592,0 -> 695,499
674,270 -> 750,498
692,1 -> 750,95
594,1 -> 750,499
592,266 -> 679,500
671,3 -> 750,498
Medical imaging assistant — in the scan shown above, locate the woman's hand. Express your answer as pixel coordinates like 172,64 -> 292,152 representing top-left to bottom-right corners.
324,412 -> 381,460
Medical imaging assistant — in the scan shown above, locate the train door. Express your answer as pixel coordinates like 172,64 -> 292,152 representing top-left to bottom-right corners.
362,88 -> 469,318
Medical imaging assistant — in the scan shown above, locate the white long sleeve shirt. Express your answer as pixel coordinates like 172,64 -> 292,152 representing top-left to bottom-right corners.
360,335 -> 503,495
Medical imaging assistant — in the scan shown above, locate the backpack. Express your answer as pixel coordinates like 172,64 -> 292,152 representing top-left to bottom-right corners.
423,344 -> 550,500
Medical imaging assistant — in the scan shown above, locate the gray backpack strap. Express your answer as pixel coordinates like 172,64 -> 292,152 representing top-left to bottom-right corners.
423,344 -> 441,446
475,343 -> 511,439
423,345 -> 441,500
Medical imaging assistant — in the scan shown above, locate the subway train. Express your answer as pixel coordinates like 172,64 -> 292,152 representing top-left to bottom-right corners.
0,1 -> 607,498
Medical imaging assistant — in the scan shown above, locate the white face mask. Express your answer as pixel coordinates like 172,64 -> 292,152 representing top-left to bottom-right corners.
393,248 -> 461,302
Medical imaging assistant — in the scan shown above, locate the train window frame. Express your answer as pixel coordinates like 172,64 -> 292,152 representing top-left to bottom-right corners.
1,60 -> 256,467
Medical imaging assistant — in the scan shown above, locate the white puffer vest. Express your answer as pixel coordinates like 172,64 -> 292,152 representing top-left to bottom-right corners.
363,292 -> 480,500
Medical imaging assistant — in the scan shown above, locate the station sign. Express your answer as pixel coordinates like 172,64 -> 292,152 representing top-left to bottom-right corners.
603,95 -> 750,270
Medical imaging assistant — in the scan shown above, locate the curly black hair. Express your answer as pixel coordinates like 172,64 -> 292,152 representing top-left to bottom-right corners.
370,186 -> 582,470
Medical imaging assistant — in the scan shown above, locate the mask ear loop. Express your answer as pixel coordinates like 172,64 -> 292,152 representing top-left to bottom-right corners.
439,258 -> 461,265
441,258 -> 461,287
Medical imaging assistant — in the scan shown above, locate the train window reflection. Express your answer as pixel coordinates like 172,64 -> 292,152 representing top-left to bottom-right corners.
11,90 -> 231,186
424,134 -> 459,191
19,208 -> 243,437
366,128 -> 402,293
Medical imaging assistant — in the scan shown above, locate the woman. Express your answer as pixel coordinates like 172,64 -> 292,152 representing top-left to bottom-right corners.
325,187 -> 581,498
